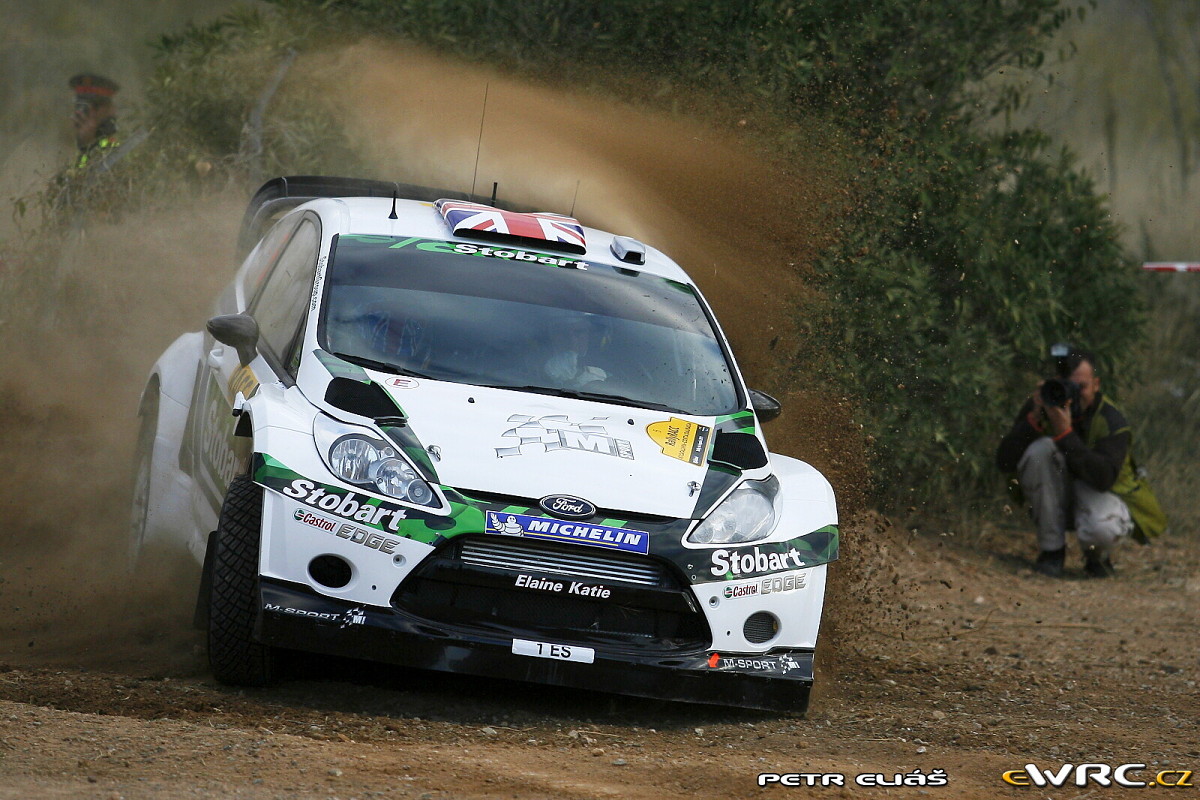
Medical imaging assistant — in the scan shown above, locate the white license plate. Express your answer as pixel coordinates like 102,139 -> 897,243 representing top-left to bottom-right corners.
512,638 -> 595,664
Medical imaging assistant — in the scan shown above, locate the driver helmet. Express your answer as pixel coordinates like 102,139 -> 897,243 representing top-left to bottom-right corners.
359,308 -> 430,365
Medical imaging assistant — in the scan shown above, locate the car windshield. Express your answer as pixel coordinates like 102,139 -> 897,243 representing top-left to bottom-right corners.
318,235 -> 739,415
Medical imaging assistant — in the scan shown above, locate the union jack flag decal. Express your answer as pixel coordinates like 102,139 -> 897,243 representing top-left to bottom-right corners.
435,199 -> 587,254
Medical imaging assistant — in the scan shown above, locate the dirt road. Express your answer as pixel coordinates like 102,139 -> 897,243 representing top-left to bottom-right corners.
2,513 -> 1196,798
1,43 -> 1196,799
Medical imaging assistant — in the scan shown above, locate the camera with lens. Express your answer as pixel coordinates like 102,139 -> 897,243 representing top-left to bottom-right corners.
1039,376 -> 1080,409
1039,341 -> 1083,412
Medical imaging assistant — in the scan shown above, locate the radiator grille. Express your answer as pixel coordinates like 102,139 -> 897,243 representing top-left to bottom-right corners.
459,537 -> 666,587
392,535 -> 709,652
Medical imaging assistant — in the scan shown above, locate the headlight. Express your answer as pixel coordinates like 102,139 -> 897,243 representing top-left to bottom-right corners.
314,414 -> 441,508
369,458 -> 434,505
687,476 -> 779,545
329,437 -> 383,482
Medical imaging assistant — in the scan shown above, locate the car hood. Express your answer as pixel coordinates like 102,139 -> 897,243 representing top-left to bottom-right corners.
376,375 -> 733,519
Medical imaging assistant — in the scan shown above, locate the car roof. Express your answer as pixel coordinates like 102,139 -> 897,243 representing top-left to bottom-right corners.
299,196 -> 693,284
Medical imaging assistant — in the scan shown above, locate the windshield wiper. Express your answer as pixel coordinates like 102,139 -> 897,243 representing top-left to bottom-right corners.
328,352 -> 433,379
570,389 -> 681,413
481,383 -> 681,413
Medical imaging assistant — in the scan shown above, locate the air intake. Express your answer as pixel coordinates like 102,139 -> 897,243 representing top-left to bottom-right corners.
743,612 -> 779,644
309,555 -> 352,589
609,235 -> 646,265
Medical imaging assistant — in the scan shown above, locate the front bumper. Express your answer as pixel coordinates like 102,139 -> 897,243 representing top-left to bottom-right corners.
257,578 -> 814,713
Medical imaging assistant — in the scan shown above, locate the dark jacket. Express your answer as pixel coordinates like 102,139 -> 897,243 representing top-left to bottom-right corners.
997,392 -> 1167,542
996,392 -> 1129,492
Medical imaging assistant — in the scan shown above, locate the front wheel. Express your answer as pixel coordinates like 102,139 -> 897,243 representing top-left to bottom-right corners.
207,474 -> 276,686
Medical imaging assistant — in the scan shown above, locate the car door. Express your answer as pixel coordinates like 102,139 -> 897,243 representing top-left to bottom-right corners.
189,214 -> 322,532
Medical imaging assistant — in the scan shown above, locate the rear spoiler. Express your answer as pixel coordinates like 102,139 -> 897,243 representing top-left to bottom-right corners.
238,175 -> 531,256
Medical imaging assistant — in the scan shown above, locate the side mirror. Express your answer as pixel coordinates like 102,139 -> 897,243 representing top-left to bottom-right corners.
748,389 -> 782,422
207,314 -> 260,366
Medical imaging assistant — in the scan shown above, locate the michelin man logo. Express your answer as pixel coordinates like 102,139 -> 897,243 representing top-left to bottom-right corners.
495,415 -> 634,460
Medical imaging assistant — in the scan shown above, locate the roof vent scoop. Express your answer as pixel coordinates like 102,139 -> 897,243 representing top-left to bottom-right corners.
610,236 -> 647,265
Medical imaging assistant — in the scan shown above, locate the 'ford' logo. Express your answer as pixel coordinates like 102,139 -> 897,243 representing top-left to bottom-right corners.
539,494 -> 596,520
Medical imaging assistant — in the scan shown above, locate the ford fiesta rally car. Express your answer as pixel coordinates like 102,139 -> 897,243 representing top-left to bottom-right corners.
132,176 -> 838,712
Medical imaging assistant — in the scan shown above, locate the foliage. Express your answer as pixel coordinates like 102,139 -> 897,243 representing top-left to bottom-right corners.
803,124 -> 1143,502
18,6 -> 366,230
16,0 -> 1144,513
1123,276 -> 1200,535
276,0 -> 1077,121
143,7 -> 366,181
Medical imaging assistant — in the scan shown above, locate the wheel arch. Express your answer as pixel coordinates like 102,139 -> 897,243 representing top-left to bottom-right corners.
771,453 -> 839,531
149,331 -> 206,407
134,331 -> 208,561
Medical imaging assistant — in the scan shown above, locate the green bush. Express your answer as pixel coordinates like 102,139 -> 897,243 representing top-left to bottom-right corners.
805,125 -> 1143,503
146,7 -> 366,180
285,0 -> 1072,120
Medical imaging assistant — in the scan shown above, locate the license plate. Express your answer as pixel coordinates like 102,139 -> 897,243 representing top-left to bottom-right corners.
512,638 -> 595,664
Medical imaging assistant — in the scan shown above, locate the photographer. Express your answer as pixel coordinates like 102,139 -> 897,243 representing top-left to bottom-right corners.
996,349 -> 1166,578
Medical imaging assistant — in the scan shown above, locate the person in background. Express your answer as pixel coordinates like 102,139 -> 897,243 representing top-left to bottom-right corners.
69,73 -> 120,171
996,349 -> 1166,578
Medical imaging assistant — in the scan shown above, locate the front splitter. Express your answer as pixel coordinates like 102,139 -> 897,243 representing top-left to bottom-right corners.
256,579 -> 814,713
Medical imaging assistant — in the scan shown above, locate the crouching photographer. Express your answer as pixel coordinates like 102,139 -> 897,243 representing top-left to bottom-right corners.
996,349 -> 1166,578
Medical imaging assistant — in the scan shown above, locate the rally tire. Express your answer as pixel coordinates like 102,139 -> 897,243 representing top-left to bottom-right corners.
207,474 -> 277,686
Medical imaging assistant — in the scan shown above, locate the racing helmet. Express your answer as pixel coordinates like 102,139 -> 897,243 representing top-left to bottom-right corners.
357,305 -> 431,366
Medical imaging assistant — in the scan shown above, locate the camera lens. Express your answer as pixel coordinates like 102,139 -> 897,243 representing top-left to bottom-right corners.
1039,377 -> 1080,409
1040,379 -> 1068,407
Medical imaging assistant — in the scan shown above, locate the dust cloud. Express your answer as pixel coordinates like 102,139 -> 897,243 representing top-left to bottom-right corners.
316,41 -> 838,378
0,196 -> 246,673
0,39 -> 863,675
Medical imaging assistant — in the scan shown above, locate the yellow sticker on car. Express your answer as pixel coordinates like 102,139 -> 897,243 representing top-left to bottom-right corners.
229,364 -> 259,402
647,417 -> 711,466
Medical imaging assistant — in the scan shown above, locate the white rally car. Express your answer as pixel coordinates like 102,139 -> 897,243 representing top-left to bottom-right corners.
132,176 -> 838,712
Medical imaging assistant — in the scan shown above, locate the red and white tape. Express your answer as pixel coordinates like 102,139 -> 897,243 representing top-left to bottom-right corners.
1142,262 -> 1200,272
